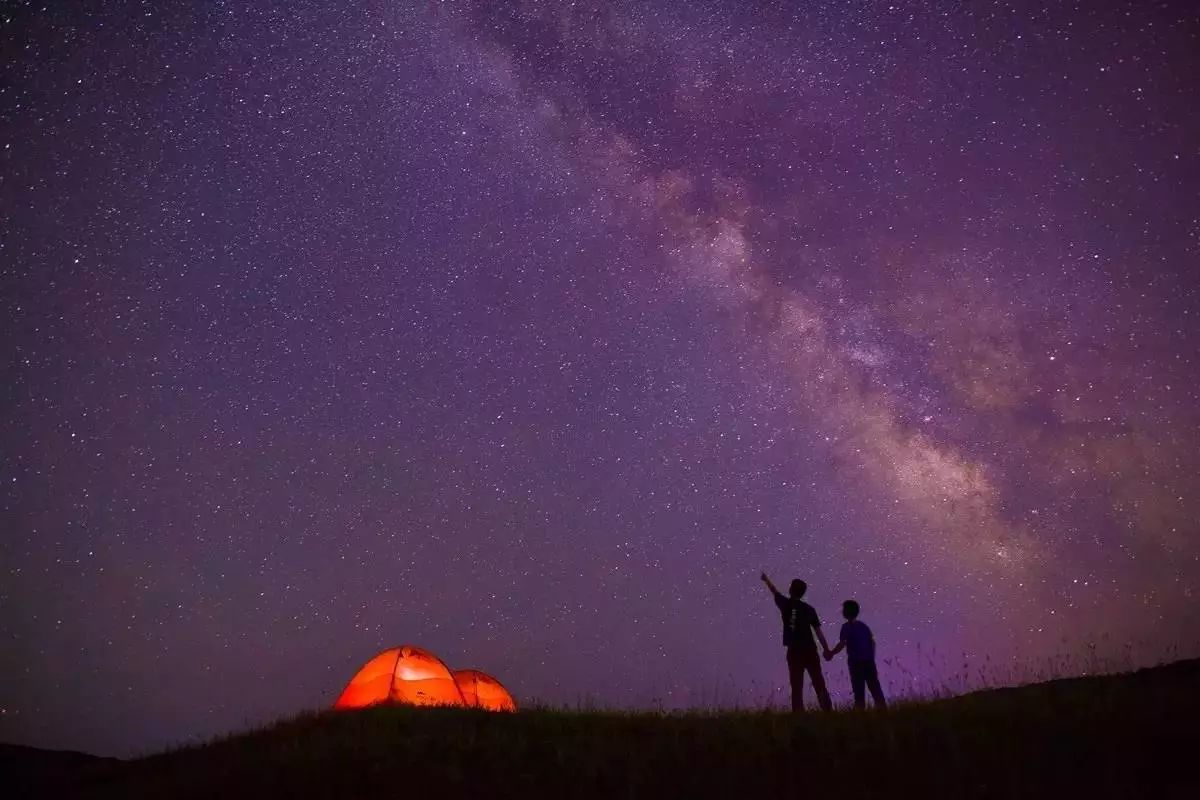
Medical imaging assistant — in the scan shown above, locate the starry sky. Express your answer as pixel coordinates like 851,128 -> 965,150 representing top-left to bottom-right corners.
2,0 -> 1198,756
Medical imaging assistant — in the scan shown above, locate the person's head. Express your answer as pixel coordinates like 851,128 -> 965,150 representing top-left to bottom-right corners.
788,579 -> 807,598
842,600 -> 860,620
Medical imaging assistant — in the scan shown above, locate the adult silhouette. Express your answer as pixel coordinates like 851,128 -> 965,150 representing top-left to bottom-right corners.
761,572 -> 833,712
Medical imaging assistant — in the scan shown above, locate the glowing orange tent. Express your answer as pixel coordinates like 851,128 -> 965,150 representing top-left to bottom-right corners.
334,645 -> 465,709
453,669 -> 518,712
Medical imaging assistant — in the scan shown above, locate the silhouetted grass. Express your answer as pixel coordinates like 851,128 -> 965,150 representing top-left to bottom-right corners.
27,658 -> 1199,799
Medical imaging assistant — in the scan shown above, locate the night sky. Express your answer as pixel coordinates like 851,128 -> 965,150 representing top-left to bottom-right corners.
3,1 -> 1198,757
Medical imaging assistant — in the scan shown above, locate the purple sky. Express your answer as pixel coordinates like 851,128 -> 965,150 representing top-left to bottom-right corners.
3,1 -> 1198,756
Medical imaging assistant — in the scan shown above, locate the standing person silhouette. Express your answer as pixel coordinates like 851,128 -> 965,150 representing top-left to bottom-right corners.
824,599 -> 887,710
761,572 -> 833,712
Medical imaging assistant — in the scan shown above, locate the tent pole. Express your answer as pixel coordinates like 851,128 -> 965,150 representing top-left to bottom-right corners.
390,649 -> 403,703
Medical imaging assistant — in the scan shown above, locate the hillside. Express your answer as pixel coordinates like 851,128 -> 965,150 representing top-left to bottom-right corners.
8,659 -> 1198,799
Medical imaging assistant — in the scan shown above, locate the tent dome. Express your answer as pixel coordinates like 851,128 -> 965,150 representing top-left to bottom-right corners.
334,645 -> 465,709
453,669 -> 517,712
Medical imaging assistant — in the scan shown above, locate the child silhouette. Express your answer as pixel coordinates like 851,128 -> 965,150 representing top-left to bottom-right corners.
825,599 -> 887,709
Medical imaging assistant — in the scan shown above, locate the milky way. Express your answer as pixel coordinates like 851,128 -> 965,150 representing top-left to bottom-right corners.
2,1 -> 1198,755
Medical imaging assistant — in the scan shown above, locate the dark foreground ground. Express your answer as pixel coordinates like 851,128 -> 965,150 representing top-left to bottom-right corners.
7,658 -> 1198,799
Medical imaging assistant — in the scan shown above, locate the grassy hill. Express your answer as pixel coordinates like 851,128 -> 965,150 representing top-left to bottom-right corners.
10,659 -> 1198,799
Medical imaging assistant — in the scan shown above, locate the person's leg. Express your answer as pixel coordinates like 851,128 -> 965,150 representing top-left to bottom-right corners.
786,647 -> 806,712
849,661 -> 867,710
865,662 -> 887,709
805,652 -> 833,711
